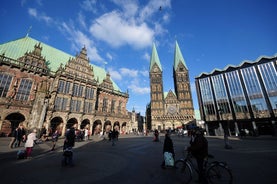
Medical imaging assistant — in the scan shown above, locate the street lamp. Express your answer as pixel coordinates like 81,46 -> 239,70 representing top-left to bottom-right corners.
218,108 -> 232,149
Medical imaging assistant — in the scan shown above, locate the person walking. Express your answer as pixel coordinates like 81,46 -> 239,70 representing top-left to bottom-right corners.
62,126 -> 76,166
187,128 -> 208,183
153,129 -> 159,142
84,128 -> 89,141
40,125 -> 47,141
16,123 -> 26,147
25,129 -> 38,159
51,129 -> 59,151
161,130 -> 175,168
9,127 -> 18,148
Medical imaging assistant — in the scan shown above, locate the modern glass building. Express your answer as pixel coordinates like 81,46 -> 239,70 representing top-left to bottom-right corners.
195,55 -> 277,136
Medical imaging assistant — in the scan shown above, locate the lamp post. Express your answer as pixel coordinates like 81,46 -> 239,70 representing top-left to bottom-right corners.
218,108 -> 232,149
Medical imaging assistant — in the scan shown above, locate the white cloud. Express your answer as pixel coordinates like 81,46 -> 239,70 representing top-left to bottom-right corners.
80,0 -> 98,13
140,70 -> 149,77
107,67 -> 149,95
78,12 -> 87,29
111,0 -> 139,17
120,68 -> 138,77
90,11 -> 154,49
142,52 -> 150,61
60,22 -> 104,63
138,0 -> 171,22
106,52 -> 113,60
28,8 -> 53,24
108,67 -> 122,80
128,83 -> 150,95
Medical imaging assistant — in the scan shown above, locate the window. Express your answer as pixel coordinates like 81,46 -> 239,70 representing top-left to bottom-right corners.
58,80 -> 65,93
58,80 -> 71,94
84,102 -> 93,113
72,83 -> 84,97
70,100 -> 81,112
65,81 -> 71,94
258,62 -> 277,111
73,84 -> 78,96
241,67 -> 268,112
111,100 -> 116,113
15,79 -> 33,101
54,97 -> 67,111
85,87 -> 94,99
102,98 -> 108,112
225,71 -> 249,114
118,101 -> 122,113
199,78 -> 216,115
0,73 -> 12,97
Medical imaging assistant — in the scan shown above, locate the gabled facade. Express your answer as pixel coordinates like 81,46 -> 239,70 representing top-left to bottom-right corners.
147,42 -> 194,131
0,36 -> 130,137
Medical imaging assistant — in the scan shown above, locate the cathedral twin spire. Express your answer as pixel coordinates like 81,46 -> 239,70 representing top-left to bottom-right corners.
150,41 -> 187,73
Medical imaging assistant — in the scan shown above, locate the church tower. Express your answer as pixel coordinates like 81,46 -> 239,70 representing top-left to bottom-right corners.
173,41 -> 194,118
148,41 -> 195,131
149,43 -> 164,118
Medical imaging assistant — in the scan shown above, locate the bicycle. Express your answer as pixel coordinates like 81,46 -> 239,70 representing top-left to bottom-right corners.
174,150 -> 233,184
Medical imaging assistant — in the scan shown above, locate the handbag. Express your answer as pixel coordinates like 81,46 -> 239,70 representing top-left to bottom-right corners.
164,152 -> 174,166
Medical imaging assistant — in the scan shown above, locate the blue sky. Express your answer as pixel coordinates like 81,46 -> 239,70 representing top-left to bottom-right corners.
1,0 -> 277,114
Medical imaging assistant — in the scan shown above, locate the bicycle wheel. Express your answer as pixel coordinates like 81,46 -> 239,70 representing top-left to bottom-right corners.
206,162 -> 233,184
174,160 -> 192,184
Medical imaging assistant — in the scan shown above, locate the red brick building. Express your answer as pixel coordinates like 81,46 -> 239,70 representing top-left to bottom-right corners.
0,36 -> 130,136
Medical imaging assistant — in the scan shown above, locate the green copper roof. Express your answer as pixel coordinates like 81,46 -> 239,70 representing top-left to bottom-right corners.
0,36 -> 73,72
174,41 -> 187,70
0,36 -> 121,91
150,43 -> 162,71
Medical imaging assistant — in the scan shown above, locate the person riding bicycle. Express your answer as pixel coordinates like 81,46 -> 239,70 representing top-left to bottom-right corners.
187,127 -> 208,183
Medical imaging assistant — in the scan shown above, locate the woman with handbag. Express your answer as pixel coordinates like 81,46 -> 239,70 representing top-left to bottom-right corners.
161,130 -> 175,168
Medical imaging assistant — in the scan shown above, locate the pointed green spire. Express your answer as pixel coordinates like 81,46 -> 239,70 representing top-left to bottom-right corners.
174,41 -> 187,70
150,43 -> 162,71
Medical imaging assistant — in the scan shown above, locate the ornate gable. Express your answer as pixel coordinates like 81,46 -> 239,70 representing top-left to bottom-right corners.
63,47 -> 94,81
17,43 -> 50,74
100,73 -> 114,90
164,90 -> 178,104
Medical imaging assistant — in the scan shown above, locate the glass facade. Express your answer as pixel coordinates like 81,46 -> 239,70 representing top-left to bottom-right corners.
241,66 -> 269,118
211,74 -> 232,119
196,57 -> 277,136
225,71 -> 250,119
199,78 -> 216,121
258,62 -> 277,116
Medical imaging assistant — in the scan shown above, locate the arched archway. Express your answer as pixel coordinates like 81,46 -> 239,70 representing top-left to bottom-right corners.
92,120 -> 102,135
121,122 -> 127,134
2,113 -> 25,136
81,119 -> 90,129
104,120 -> 112,133
50,117 -> 63,135
67,118 -> 78,129
113,121 -> 120,131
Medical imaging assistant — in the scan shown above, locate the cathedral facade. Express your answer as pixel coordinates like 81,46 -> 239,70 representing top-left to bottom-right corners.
0,36 -> 130,137
147,42 -> 194,131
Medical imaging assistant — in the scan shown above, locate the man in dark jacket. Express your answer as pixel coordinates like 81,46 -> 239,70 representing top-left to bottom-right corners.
62,126 -> 76,166
188,128 -> 208,183
16,123 -> 26,147
64,127 -> 76,149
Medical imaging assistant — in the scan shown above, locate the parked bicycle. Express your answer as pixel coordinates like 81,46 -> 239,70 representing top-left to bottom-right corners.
175,150 -> 233,184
